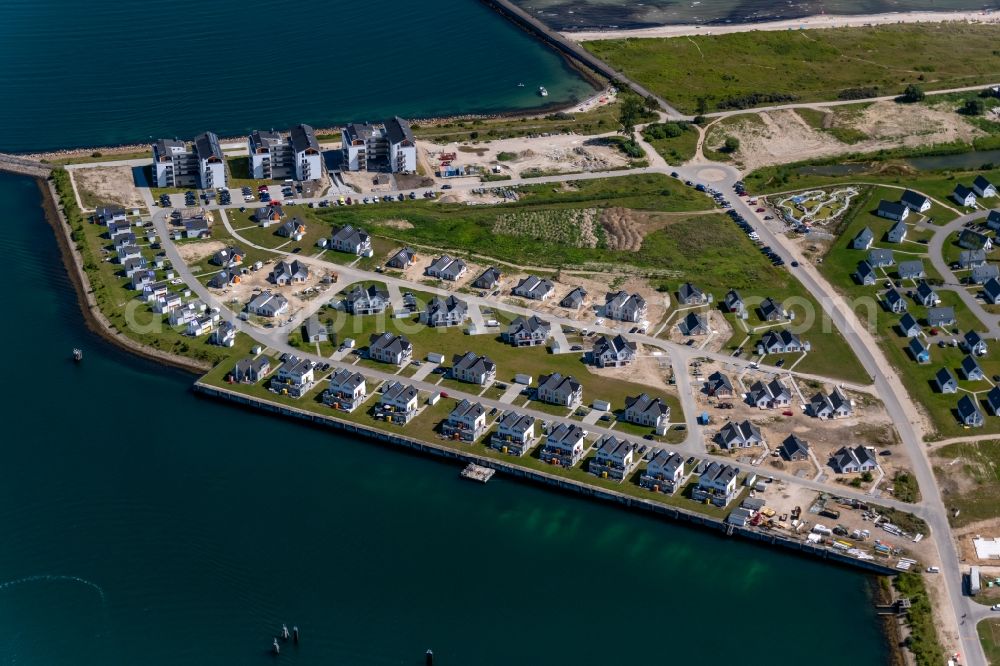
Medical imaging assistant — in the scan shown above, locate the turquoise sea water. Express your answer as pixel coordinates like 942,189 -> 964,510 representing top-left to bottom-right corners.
0,170 -> 888,665
0,0 -> 593,153
1,0 -> 892,661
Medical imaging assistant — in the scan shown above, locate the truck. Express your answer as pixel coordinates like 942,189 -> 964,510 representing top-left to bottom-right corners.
819,508 -> 841,520
971,566 -> 982,596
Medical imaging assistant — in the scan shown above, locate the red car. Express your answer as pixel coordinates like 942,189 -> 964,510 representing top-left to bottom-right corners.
440,391 -> 449,398
782,410 -> 794,417
756,207 -> 766,213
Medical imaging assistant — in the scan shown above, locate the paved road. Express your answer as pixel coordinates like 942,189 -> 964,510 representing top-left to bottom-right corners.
717,169 -> 985,665
926,208 -> 1000,337
116,130 -> 983,664
703,83 -> 1000,120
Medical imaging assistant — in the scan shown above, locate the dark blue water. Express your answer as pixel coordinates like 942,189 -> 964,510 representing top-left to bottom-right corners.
0,171 -> 889,664
0,0 -> 594,153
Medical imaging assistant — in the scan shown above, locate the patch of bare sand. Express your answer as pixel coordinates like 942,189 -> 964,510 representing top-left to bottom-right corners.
851,100 -> 983,145
379,219 -> 414,230
177,240 -> 225,265
721,102 -> 986,171
587,354 -> 674,394
73,166 -> 144,210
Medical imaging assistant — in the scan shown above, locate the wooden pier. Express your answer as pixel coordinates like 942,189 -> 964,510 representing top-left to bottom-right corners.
461,463 -> 495,483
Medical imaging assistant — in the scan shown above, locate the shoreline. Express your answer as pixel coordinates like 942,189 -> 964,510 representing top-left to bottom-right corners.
195,380 -> 901,578
36,175 -> 209,376
12,102 -> 590,164
563,10 -> 1000,41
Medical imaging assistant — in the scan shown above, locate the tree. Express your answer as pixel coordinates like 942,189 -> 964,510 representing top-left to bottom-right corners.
961,98 -> 985,116
901,84 -> 925,103
722,136 -> 740,153
644,94 -> 660,113
618,95 -> 645,136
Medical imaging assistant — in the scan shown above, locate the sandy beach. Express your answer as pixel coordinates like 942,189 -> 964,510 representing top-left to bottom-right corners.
562,9 -> 1000,41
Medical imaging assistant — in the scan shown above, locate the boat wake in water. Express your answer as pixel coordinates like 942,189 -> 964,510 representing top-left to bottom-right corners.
0,575 -> 107,604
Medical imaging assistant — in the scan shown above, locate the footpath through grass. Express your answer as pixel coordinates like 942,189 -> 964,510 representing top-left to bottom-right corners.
585,23 -> 1000,114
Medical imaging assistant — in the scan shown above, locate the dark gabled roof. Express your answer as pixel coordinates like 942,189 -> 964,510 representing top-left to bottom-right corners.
868,248 -> 894,265
498,410 -> 533,434
985,277 -> 1000,299
877,200 -> 907,218
547,422 -> 585,444
474,266 -> 502,285
329,367 -> 365,391
908,336 -> 929,356
965,330 -> 985,347
678,281 -> 703,301
954,184 -> 975,199
385,116 -> 415,145
389,247 -> 415,265
679,311 -> 708,335
900,189 -> 929,208
987,386 -> 1000,410
916,280 -> 935,299
290,123 -> 319,153
961,354 -> 983,376
934,366 -> 956,388
959,229 -> 990,249
899,312 -> 919,332
853,226 -> 874,246
194,131 -> 223,160
707,370 -> 733,393
538,372 -> 581,394
452,352 -> 495,376
885,288 -> 904,306
897,259 -> 925,277
369,332 -> 412,355
926,306 -> 956,324
957,394 -> 981,420
449,399 -> 485,421
382,381 -> 418,403
974,175 -> 994,190
855,260 -> 875,279
780,434 -> 810,458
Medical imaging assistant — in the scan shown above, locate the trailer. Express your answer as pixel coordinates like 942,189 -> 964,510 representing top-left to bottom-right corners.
971,566 -> 982,596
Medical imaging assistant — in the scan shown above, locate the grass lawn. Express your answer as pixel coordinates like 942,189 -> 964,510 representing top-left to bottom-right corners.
411,99 -> 625,143
747,162 -> 997,225
329,306 -> 684,415
311,173 -> 715,268
934,441 -> 1000,527
818,186 -> 1000,437
704,115 -> 764,161
641,121 -> 699,164
51,170 -> 257,369
199,366 -> 746,520
584,23 -> 1000,114
978,619 -> 1000,665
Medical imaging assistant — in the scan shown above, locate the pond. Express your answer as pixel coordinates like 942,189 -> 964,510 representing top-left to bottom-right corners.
797,149 -> 1000,177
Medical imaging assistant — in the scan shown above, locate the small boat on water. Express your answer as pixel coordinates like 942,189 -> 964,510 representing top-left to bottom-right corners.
72,348 -> 83,362
517,82 -> 524,87
538,86 -> 548,97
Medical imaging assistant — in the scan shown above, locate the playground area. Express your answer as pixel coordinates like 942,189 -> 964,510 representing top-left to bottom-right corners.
773,187 -> 860,227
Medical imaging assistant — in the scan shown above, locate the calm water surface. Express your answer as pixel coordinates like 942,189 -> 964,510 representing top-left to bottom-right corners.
0,0 -> 593,153
0,171 -> 890,664
2,0 -> 891,661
